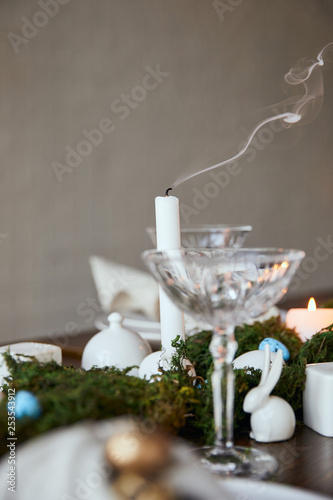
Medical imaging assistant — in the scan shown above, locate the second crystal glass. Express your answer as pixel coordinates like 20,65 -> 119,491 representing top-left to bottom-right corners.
146,224 -> 252,249
142,247 -> 305,478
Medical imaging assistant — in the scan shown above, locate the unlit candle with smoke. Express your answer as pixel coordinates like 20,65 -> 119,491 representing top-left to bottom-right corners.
172,42 -> 333,188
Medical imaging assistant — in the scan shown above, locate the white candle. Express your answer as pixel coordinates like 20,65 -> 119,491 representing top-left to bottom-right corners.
286,297 -> 333,342
155,195 -> 181,249
155,193 -> 184,359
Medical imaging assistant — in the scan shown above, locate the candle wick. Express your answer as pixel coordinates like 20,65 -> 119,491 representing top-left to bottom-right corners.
165,187 -> 172,196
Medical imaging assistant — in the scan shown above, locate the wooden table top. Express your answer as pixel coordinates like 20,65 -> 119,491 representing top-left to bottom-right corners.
237,426 -> 333,498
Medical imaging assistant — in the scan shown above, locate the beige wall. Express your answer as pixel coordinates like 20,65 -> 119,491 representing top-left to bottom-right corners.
0,0 -> 333,343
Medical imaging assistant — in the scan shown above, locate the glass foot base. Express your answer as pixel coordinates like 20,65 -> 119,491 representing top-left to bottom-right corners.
194,445 -> 279,479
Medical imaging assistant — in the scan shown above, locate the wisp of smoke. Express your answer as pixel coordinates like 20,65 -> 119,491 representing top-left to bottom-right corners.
172,42 -> 333,188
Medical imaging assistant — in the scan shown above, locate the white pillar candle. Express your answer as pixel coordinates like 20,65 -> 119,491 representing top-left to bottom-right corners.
285,297 -> 333,342
155,193 -> 184,359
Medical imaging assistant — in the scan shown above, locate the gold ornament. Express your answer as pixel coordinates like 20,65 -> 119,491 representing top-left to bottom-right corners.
113,472 -> 175,500
105,428 -> 171,476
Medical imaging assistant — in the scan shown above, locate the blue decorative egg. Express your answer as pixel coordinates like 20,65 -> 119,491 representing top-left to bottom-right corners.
8,390 -> 42,420
259,338 -> 290,361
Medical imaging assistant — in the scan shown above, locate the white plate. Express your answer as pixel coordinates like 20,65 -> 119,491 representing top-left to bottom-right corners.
0,418 -> 330,500
217,478 -> 332,500
0,419 -> 225,500
95,307 -> 285,345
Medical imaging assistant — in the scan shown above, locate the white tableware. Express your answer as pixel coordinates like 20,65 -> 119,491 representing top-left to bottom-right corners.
0,342 -> 62,389
217,478 -> 332,500
82,312 -> 152,376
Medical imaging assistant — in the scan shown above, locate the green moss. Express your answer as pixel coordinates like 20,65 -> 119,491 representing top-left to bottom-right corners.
185,316 -> 303,376
297,324 -> 333,364
235,317 -> 303,361
0,355 -> 201,454
0,317 -> 332,454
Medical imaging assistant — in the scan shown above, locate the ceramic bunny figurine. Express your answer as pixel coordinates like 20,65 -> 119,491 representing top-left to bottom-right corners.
243,344 -> 296,442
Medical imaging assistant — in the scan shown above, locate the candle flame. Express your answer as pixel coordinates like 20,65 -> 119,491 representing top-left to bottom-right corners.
308,297 -> 317,311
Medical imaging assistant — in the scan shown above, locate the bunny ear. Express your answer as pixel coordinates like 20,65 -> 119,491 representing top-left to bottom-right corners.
262,349 -> 283,395
259,344 -> 270,386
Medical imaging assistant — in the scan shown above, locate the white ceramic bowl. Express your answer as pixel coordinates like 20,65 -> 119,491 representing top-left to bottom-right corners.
0,342 -> 62,389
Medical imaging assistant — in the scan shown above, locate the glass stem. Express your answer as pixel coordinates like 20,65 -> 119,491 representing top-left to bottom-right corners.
209,325 -> 238,450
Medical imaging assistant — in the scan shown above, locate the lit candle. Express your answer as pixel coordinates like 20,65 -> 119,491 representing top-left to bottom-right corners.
285,297 -> 333,342
155,188 -> 184,359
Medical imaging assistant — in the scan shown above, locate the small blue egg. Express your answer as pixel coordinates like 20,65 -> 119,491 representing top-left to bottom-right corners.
259,338 -> 290,361
8,390 -> 42,420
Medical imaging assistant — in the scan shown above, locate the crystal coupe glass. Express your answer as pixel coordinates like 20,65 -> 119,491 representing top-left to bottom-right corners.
142,247 -> 305,478
146,224 -> 252,249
